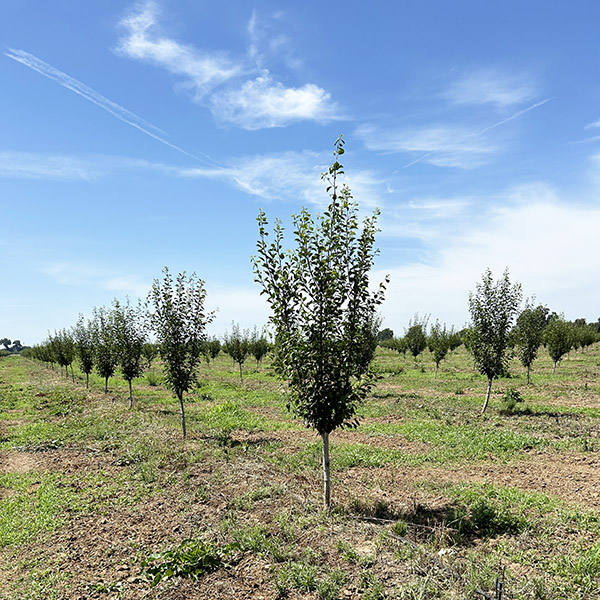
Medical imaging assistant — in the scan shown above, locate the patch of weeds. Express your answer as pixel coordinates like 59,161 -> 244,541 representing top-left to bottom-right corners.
549,540 -> 600,590
318,568 -> 346,600
391,520 -> 408,536
359,571 -> 385,600
142,538 -> 234,586
336,540 -> 360,563
0,472 -> 76,545
273,561 -> 318,596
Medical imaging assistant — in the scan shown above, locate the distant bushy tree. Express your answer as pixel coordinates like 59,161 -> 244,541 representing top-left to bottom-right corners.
428,321 -> 452,379
467,268 -> 522,413
544,317 -> 572,374
252,136 -> 386,507
148,268 -> 214,438
223,323 -> 251,382
0,338 -> 11,351
91,306 -> 119,393
250,326 -> 270,369
112,299 -> 147,408
73,315 -> 94,388
377,328 -> 394,342
141,342 -> 158,369
50,328 -> 76,382
405,314 -> 428,368
513,301 -> 548,384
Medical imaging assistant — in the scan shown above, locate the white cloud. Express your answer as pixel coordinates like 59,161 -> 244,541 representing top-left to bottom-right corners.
116,1 -> 240,99
211,75 -> 337,129
115,2 -> 337,129
444,69 -> 537,107
376,183 -> 600,332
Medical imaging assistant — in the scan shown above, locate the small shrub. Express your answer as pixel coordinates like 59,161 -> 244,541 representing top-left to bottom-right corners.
145,372 -> 162,387
142,538 -> 233,586
501,388 -> 523,413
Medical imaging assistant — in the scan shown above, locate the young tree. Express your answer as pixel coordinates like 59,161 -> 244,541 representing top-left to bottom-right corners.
513,301 -> 548,384
91,306 -> 119,393
427,321 -> 452,379
544,316 -> 572,374
250,326 -> 270,369
49,328 -> 76,381
223,323 -> 251,382
141,342 -> 158,369
405,314 -> 428,368
148,268 -> 214,438
112,299 -> 147,408
252,136 -> 387,507
73,315 -> 94,388
468,268 -> 522,414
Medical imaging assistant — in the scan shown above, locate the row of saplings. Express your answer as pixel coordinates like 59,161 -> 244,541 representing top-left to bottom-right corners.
380,308 -> 599,387
25,303 -> 271,409
19,138 -> 600,517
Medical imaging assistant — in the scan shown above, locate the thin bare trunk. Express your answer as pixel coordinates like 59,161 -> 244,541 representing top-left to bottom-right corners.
434,363 -> 439,379
178,391 -> 187,439
104,377 -> 109,393
481,378 -> 493,414
321,431 -> 331,508
85,373 -> 89,389
238,362 -> 243,383
526,365 -> 531,385
70,364 -> 75,383
553,361 -> 557,375
128,380 -> 133,409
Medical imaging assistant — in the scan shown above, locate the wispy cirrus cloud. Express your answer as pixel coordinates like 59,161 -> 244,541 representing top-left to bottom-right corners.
356,123 -> 497,169
43,262 -> 150,298
0,151 -> 102,181
4,48 -> 215,164
115,2 -> 338,129
357,97 -> 552,169
443,68 -> 537,107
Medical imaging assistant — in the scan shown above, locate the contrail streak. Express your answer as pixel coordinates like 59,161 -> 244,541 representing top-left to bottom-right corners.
5,48 -> 224,167
404,97 -> 554,168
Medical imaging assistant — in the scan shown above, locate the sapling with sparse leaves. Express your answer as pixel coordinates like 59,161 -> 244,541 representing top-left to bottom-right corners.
223,322 -> 250,382
467,268 -> 522,414
513,301 -> 548,384
112,298 -> 147,408
252,136 -> 387,507
73,314 -> 94,388
148,268 -> 214,438
544,316 -> 572,374
91,306 -> 119,393
427,321 -> 452,379
405,314 -> 428,368
250,326 -> 270,369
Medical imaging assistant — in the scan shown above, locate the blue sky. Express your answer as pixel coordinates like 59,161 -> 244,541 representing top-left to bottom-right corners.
2,0 -> 600,344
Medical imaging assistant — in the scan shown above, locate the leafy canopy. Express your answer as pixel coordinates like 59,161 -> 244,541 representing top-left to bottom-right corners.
252,136 -> 387,435
468,268 -> 522,381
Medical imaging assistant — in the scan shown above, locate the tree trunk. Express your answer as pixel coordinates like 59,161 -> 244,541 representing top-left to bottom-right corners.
85,372 -> 89,389
128,380 -> 133,409
321,431 -> 331,508
238,362 -> 243,383
434,363 -> 439,379
526,365 -> 531,385
104,377 -> 109,393
70,364 -> 75,383
481,378 -> 493,414
178,391 -> 187,439
553,361 -> 557,375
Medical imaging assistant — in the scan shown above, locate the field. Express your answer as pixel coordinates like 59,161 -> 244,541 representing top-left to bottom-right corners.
1,344 -> 599,599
